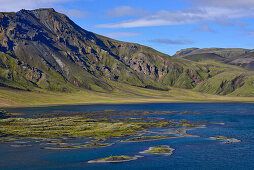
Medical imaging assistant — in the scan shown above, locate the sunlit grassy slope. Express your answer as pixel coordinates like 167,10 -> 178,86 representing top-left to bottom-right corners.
1,80 -> 254,107
2,52 -> 254,107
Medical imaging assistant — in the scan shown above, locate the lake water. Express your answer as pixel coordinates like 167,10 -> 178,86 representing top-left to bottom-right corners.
1,103 -> 254,170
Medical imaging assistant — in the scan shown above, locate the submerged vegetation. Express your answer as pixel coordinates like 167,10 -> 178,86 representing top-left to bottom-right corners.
0,109 -> 241,164
0,110 -> 202,139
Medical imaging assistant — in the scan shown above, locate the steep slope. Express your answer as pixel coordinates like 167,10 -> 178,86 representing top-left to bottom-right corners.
0,8 -> 219,92
193,68 -> 254,96
0,8 -> 113,92
174,48 -> 254,96
174,50 -> 254,96
228,51 -> 254,70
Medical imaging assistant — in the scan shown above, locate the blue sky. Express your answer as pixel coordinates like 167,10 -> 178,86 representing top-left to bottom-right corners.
1,0 -> 254,55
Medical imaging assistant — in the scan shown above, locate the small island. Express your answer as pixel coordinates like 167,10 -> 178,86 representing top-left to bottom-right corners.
88,155 -> 143,163
42,142 -> 113,150
122,135 -> 178,142
210,136 -> 241,144
140,145 -> 175,156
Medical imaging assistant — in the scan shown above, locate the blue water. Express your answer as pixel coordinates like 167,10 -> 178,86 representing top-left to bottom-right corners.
1,103 -> 254,170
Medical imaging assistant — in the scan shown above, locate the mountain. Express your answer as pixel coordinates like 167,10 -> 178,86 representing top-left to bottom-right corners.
0,8 -> 216,92
174,48 -> 254,70
174,48 -> 254,96
1,8 -> 254,98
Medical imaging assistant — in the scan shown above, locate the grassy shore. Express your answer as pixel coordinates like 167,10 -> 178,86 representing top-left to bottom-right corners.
1,81 -> 254,107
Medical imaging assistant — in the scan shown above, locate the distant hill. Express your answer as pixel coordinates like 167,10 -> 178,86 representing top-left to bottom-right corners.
174,48 -> 254,70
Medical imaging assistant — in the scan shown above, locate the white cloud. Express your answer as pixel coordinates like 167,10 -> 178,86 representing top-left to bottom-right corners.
96,7 -> 254,28
149,38 -> 194,45
103,32 -> 141,38
189,0 -> 254,7
106,6 -> 148,17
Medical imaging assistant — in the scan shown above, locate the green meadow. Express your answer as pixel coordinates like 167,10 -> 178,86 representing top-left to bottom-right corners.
1,80 -> 254,107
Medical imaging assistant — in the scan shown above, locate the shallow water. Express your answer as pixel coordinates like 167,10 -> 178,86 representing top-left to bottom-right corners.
1,103 -> 254,170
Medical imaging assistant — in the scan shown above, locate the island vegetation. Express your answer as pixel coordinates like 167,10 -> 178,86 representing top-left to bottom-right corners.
88,155 -> 143,163
0,110 -> 205,149
122,135 -> 178,142
0,110 -> 202,140
140,145 -> 175,156
0,109 -> 234,153
210,136 -> 241,143
42,143 -> 114,150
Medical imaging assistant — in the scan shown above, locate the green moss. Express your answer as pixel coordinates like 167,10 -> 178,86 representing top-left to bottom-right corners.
0,116 -> 144,138
122,135 -> 177,142
194,71 -> 245,95
0,110 -> 200,139
140,145 -> 175,156
88,155 -> 143,163
103,156 -> 131,161
44,142 -> 113,149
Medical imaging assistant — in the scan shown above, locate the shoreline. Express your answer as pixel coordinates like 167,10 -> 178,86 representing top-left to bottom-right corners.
2,100 -> 254,109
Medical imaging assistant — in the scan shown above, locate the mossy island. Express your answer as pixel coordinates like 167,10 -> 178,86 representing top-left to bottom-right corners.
42,142 -> 114,150
122,135 -> 178,143
88,155 -> 143,163
0,110 -> 201,140
140,145 -> 175,156
210,136 -> 241,143
0,110 -> 209,151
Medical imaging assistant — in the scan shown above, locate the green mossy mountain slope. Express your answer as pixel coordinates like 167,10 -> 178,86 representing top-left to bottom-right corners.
0,8 -> 215,92
0,8 -> 254,98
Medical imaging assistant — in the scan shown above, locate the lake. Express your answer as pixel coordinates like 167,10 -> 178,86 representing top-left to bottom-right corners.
1,103 -> 254,170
